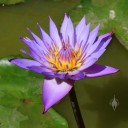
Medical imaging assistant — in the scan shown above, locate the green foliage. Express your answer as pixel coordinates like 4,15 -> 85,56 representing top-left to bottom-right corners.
0,57 -> 68,128
0,0 -> 25,5
70,0 -> 128,50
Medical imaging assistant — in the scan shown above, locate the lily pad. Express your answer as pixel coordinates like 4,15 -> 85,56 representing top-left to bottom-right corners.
0,0 -> 25,5
0,105 -> 28,128
70,0 -> 128,50
0,57 -> 68,128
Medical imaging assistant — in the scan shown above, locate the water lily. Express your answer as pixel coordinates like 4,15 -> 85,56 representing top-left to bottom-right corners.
9,14 -> 119,113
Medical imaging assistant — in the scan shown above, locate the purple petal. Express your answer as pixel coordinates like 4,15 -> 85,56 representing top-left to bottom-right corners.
20,49 -> 29,55
54,72 -> 67,79
60,14 -> 69,42
20,37 -> 43,57
9,58 -> 41,70
68,70 -> 80,76
9,58 -> 55,75
95,37 -> 112,52
28,66 -> 55,76
43,78 -> 74,112
20,37 -> 50,64
85,32 -> 112,57
88,24 -> 100,43
65,17 -> 74,48
81,49 -> 106,65
49,17 -> 62,50
27,28 -> 48,53
90,49 -> 106,59
69,71 -> 86,80
85,64 -> 119,77
85,24 -> 100,51
37,23 -> 53,49
78,58 -> 97,71
75,23 -> 90,50
75,16 -> 86,42
20,49 -> 42,63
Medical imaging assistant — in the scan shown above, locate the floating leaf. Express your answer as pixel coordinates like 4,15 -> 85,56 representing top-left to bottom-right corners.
70,0 -> 128,50
0,57 -> 68,128
0,0 -> 25,5
0,105 -> 28,128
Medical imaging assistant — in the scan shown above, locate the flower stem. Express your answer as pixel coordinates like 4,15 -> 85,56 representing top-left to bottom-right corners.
69,87 -> 85,128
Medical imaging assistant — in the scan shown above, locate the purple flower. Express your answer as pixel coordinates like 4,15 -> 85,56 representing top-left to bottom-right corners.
9,14 -> 119,113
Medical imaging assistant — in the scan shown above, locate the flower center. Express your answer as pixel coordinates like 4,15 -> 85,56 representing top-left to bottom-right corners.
47,44 -> 82,72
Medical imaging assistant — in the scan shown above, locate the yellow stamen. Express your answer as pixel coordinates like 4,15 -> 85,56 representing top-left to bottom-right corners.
46,44 -> 82,72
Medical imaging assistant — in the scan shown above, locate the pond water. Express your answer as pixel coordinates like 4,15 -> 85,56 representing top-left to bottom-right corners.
0,0 -> 128,128
54,36 -> 128,128
0,0 -> 79,57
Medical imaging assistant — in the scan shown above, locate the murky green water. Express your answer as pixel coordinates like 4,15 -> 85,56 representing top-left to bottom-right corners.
0,0 -> 79,57
0,0 -> 128,128
54,37 -> 128,128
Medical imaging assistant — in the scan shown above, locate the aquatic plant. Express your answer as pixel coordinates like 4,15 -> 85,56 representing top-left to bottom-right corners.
9,14 -> 119,127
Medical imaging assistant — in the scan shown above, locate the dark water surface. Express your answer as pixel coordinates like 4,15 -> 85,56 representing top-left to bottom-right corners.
54,37 -> 128,128
0,0 -> 128,128
0,0 -> 79,57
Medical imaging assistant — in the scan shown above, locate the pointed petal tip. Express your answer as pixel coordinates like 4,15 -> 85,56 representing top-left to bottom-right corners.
9,58 -> 21,66
37,22 -> 39,26
43,106 -> 48,114
19,37 -> 24,41
83,15 -> 86,22
20,49 -> 28,55
20,37 -> 29,43
87,22 -> 91,27
19,37 -> 22,39
104,67 -> 119,76
37,22 -> 42,28
20,37 -> 26,43
85,64 -> 119,78
49,16 -> 52,21
109,31 -> 113,35
64,13 -> 69,17
27,27 -> 33,34
108,66 -> 120,73
37,23 -> 42,31
93,24 -> 100,31
108,32 -> 113,37
27,27 -> 30,31
97,24 -> 100,29
81,15 -> 86,21
43,100 -> 53,114
105,32 -> 112,37
9,58 -> 14,63
113,68 -> 120,73
42,78 -> 73,113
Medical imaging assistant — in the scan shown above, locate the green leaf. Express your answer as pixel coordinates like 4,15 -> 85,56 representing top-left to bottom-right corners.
0,105 -> 28,128
0,57 -> 68,128
70,0 -> 128,50
0,0 -> 25,5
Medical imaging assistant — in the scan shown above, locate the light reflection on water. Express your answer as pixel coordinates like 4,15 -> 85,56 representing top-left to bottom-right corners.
0,1 -> 128,128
